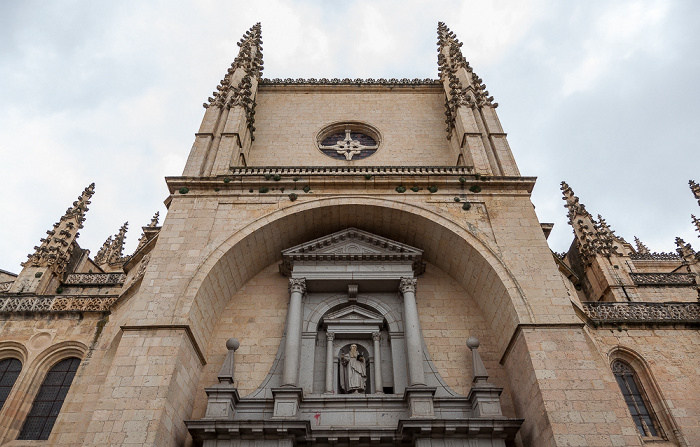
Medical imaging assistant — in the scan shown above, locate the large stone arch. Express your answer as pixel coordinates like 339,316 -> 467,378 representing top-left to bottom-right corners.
180,196 -> 534,358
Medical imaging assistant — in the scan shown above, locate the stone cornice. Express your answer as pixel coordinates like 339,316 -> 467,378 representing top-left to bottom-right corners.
165,170 -> 537,194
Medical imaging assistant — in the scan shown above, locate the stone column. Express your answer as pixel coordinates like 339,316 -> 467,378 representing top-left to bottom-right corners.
399,277 -> 425,386
325,331 -> 335,393
372,331 -> 384,394
282,278 -> 306,386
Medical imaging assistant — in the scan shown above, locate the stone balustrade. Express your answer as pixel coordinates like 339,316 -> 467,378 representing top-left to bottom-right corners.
63,273 -> 126,286
629,272 -> 696,286
0,295 -> 117,312
582,302 -> 700,323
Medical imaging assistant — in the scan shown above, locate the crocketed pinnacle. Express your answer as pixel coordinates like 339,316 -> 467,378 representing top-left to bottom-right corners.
690,180 -> 700,205
634,236 -> 650,254
109,222 -> 129,264
22,183 -> 96,273
135,212 -> 161,253
560,181 -> 590,225
204,23 -> 263,109
437,22 -> 496,108
692,214 -> 700,237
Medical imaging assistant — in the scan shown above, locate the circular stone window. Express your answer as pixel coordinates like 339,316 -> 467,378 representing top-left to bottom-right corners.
317,123 -> 381,161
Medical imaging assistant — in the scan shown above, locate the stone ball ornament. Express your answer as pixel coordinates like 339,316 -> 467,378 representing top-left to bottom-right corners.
466,336 -> 480,350
226,338 -> 240,351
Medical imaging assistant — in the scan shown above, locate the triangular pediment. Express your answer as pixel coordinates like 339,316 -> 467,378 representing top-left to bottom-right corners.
323,305 -> 384,323
279,228 -> 425,276
282,228 -> 422,258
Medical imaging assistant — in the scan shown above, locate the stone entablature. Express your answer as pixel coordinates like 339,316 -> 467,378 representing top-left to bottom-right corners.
630,272 -> 696,286
229,166 -> 476,176
63,272 -> 126,286
582,302 -> 700,323
0,295 -> 117,313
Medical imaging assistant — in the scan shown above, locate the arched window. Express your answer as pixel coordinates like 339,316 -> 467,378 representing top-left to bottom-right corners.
612,360 -> 661,438
17,357 -> 80,440
0,358 -> 22,411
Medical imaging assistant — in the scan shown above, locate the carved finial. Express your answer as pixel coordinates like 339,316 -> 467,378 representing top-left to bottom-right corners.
109,222 -> 128,264
148,211 -> 160,228
676,237 -> 696,261
22,183 -> 96,274
93,235 -> 112,265
466,336 -> 489,383
218,338 -> 240,385
561,181 -> 590,224
634,237 -> 650,254
134,212 -> 161,254
690,180 -> 700,205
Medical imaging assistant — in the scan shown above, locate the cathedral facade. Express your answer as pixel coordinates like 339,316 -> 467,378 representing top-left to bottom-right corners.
0,23 -> 698,447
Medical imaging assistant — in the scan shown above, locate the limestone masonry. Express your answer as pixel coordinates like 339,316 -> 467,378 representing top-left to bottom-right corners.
0,23 -> 698,447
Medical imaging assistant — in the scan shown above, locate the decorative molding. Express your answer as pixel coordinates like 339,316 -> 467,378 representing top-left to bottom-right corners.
64,273 -> 126,286
629,273 -> 696,286
261,78 -> 438,86
0,295 -> 117,313
582,302 -> 700,323
0,282 -> 12,293
229,165 -> 475,176
630,252 -> 680,261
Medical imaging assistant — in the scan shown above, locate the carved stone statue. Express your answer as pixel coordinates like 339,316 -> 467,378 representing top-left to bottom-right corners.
339,344 -> 366,394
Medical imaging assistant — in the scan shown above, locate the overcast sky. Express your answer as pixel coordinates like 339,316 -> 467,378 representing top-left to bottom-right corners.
1,0 -> 699,273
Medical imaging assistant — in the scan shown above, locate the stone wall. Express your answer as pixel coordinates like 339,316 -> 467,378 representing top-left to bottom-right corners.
250,87 -> 453,167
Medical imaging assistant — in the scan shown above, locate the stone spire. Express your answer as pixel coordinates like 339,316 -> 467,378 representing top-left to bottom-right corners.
93,236 -> 112,265
22,183 -> 95,275
95,222 -> 129,269
634,236 -> 650,254
184,23 -> 263,177
675,237 -> 697,262
561,182 -> 621,263
692,215 -> 700,237
135,212 -> 160,253
109,222 -> 128,264
690,180 -> 700,206
203,23 -> 263,133
436,23 -> 519,176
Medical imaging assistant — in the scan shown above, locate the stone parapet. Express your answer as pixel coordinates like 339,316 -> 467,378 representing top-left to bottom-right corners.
0,295 -> 117,312
63,272 -> 126,285
582,302 -> 700,323
629,272 -> 697,286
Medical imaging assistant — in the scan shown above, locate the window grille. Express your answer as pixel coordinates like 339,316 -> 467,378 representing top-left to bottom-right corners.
0,358 -> 22,411
17,357 -> 80,440
612,360 -> 660,437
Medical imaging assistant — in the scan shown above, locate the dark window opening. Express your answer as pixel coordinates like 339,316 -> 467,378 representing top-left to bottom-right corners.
0,358 -> 22,411
18,357 -> 80,440
612,360 -> 661,438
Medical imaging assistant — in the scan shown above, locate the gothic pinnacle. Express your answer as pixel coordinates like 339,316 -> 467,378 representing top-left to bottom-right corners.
634,236 -> 650,254
692,214 -> 700,237
22,182 -> 96,274
204,23 -> 263,109
690,180 -> 700,205
148,211 -> 160,228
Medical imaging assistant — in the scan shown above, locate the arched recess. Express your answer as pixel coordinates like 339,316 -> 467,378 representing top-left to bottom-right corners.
179,197 -> 534,360
0,341 -> 87,443
305,294 -> 402,333
608,346 -> 685,445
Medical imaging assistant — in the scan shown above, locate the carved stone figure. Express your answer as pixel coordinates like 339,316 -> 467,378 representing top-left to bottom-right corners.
339,344 -> 366,394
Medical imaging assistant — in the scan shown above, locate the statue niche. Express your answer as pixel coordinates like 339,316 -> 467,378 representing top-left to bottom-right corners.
339,343 -> 368,394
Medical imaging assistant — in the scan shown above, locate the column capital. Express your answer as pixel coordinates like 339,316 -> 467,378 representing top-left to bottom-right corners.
372,331 -> 381,342
399,277 -> 417,294
288,277 -> 306,294
326,331 -> 335,341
